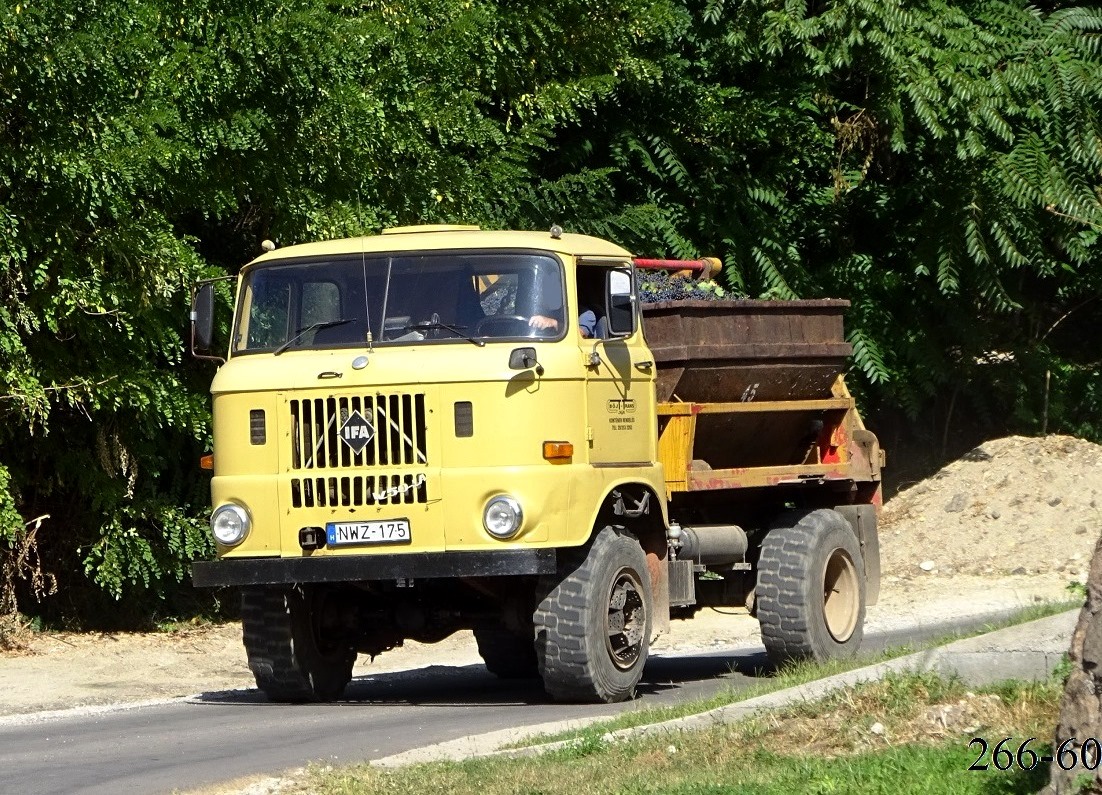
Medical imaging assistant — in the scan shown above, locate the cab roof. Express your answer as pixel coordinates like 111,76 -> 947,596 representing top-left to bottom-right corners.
247,226 -> 634,267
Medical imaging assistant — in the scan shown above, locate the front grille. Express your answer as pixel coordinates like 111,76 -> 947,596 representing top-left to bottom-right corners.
290,393 -> 428,470
291,473 -> 428,508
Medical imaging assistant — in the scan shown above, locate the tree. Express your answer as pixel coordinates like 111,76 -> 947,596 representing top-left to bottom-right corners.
0,0 -> 675,624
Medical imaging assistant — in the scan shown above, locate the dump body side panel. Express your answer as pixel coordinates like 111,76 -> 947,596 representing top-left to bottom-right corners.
643,298 -> 881,500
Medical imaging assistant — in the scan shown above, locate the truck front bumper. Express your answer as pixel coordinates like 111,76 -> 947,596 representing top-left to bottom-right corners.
191,548 -> 556,587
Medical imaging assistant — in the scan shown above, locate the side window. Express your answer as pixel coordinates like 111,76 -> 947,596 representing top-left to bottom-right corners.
576,268 -> 608,339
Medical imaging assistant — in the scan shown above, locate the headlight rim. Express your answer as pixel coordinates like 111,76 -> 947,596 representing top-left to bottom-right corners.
211,503 -> 251,547
483,495 -> 523,539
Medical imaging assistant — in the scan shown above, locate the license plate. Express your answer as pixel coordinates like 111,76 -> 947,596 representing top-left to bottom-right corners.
326,519 -> 411,547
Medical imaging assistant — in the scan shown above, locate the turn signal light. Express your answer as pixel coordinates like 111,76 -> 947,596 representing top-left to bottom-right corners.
200,454 -> 214,471
543,441 -> 573,462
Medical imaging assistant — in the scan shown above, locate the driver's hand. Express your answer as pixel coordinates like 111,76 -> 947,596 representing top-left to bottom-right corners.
528,314 -> 559,330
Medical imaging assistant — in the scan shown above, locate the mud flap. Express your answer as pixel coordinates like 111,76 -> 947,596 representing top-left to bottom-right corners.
668,559 -> 696,607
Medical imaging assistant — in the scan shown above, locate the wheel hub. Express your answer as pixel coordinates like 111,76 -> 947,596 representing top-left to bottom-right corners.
822,548 -> 859,642
605,569 -> 646,670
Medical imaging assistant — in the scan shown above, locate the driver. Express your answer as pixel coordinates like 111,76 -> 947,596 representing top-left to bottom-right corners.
528,313 -> 560,331
527,308 -> 602,336
529,271 -> 606,337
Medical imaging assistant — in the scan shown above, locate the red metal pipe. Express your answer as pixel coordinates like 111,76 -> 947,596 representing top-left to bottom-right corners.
633,257 -> 705,271
632,257 -> 721,279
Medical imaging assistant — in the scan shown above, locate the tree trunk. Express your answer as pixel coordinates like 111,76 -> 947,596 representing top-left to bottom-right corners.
1045,535 -> 1102,794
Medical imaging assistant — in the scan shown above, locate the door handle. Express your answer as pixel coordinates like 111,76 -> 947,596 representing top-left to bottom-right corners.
634,360 -> 653,371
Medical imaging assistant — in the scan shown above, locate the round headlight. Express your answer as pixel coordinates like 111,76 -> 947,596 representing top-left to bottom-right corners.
211,503 -> 251,546
483,496 -> 523,539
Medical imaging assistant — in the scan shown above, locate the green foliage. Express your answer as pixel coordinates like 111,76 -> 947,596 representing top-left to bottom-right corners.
1066,580 -> 1088,599
0,465 -> 22,543
83,503 -> 210,600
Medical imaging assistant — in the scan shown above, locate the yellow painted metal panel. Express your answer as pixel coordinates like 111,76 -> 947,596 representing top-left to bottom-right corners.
211,393 -> 279,476
656,413 -> 696,492
584,333 -> 658,466
211,475 -> 282,555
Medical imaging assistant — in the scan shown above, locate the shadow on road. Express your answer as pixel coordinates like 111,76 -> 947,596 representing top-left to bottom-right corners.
188,646 -> 774,709
641,647 -> 772,691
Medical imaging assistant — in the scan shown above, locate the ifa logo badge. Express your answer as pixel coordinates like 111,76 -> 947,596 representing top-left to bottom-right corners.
339,410 -> 375,453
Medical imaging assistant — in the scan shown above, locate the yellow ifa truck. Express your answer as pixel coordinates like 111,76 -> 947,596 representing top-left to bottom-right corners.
190,225 -> 884,704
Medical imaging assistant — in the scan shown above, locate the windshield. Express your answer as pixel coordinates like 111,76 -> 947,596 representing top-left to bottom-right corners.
233,251 -> 566,354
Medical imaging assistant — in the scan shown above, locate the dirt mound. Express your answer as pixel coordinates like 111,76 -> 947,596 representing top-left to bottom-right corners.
880,434 -> 1102,579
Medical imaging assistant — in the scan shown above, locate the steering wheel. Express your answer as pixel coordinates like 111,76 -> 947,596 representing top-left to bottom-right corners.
472,314 -> 540,337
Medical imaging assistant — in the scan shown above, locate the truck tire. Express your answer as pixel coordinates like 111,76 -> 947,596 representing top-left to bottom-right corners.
756,509 -> 865,666
241,585 -> 356,703
534,526 -> 652,703
473,628 -> 539,679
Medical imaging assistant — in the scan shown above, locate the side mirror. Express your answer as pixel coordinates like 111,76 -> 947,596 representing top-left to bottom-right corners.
606,269 -> 636,337
508,347 -> 540,371
191,283 -> 216,354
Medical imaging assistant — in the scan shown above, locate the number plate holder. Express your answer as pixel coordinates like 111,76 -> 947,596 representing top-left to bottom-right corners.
326,519 -> 412,547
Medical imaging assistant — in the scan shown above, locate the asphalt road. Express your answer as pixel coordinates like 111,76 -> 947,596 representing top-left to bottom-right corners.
0,612 -> 1020,795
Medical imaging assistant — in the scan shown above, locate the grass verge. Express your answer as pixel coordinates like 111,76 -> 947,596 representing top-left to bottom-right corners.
289,671 -> 1063,795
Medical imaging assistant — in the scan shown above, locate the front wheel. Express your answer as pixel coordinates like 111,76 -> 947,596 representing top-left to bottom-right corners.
534,526 -> 652,703
241,585 -> 356,703
756,509 -> 866,666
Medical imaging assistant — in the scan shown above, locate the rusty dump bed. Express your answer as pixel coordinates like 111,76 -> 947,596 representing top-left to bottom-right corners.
641,299 -> 881,493
641,299 -> 852,403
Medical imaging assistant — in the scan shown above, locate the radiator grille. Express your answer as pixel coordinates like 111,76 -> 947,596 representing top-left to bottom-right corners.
291,473 -> 428,508
290,393 -> 428,470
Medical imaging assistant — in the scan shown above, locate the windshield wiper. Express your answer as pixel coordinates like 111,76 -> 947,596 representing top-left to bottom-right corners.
273,319 -> 355,355
402,321 -> 485,347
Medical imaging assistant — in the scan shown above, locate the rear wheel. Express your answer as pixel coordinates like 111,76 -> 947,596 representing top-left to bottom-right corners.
241,585 -> 356,703
473,627 -> 539,679
756,509 -> 865,666
534,526 -> 652,703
